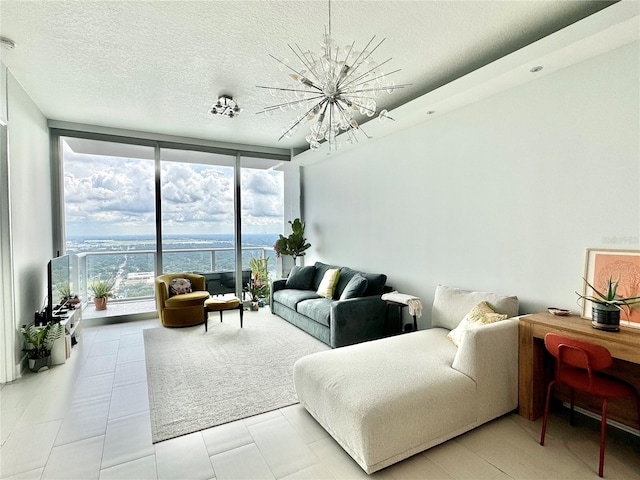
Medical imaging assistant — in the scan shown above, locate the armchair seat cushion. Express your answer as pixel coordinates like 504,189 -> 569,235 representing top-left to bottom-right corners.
165,291 -> 210,307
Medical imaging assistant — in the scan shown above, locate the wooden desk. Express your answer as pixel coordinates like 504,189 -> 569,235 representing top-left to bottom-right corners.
519,312 -> 640,429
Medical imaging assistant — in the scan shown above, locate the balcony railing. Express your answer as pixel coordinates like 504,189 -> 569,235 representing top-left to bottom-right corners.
73,246 -> 275,305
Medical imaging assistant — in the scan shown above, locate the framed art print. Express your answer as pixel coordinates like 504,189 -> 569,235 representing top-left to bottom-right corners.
582,248 -> 640,327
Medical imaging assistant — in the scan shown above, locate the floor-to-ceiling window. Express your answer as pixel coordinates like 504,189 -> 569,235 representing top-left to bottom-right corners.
61,137 -> 157,303
160,148 -> 236,274
54,130 -> 292,318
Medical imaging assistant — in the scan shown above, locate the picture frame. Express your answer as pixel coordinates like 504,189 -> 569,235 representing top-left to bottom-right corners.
582,248 -> 640,327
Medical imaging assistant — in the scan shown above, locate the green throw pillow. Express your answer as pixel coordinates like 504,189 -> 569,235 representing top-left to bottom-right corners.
316,268 -> 340,299
340,274 -> 368,300
285,265 -> 316,290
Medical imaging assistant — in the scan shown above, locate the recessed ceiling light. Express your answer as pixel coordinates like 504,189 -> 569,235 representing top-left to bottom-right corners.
530,66 -> 543,73
0,36 -> 17,50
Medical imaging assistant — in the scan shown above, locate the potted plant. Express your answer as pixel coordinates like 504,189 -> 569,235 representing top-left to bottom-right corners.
20,321 -> 63,372
58,282 -> 81,306
249,256 -> 270,303
89,275 -> 115,310
244,281 -> 268,311
577,276 -> 640,331
274,218 -> 311,270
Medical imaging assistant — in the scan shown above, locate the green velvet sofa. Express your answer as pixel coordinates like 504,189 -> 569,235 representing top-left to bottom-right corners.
270,261 -> 398,348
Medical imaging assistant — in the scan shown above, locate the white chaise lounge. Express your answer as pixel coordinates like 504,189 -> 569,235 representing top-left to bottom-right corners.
293,285 -> 520,474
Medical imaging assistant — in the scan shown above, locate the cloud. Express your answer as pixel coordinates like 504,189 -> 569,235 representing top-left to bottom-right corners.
63,145 -> 284,236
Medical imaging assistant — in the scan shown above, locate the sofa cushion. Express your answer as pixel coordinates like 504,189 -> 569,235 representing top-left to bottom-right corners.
273,289 -> 321,311
447,301 -> 508,347
313,262 -> 339,291
340,274 -> 369,300
286,265 -> 316,290
432,285 -> 519,330
296,298 -> 332,327
317,268 -> 340,299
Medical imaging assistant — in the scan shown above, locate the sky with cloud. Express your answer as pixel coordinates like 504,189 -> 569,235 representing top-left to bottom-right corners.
63,142 -> 284,238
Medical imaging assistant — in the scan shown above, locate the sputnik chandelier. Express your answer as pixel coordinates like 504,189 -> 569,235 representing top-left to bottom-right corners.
257,0 -> 409,151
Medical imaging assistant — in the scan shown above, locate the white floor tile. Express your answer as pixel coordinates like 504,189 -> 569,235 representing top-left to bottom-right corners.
89,339 -> 120,357
210,443 -> 276,480
242,409 -> 282,427
1,467 -> 45,479
0,420 -> 62,478
41,435 -> 104,480
16,389 -> 70,428
247,416 -> 318,479
71,372 -> 114,404
423,440 -> 503,479
54,397 -> 111,446
118,332 -> 144,348
81,354 -> 118,377
279,463 -> 336,480
202,419 -> 254,457
101,412 -> 154,469
99,454 -> 158,480
280,404 -> 330,444
116,345 -> 145,364
154,431 -> 215,480
108,381 -> 149,419
113,360 -> 146,387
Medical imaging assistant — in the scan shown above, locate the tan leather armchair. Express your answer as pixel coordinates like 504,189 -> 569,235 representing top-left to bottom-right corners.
155,273 -> 210,327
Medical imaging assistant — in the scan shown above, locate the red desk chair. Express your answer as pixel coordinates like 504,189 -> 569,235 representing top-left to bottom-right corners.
539,333 -> 640,477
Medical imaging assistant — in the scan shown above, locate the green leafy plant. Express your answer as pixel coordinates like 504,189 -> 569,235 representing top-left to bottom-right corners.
249,257 -> 270,299
274,218 -> 311,263
20,321 -> 63,359
89,275 -> 115,299
577,276 -> 640,315
244,281 -> 269,302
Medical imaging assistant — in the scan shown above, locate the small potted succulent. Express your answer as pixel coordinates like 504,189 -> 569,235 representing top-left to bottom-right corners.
21,321 -> 64,372
58,282 -> 81,306
577,276 -> 640,331
89,275 -> 115,310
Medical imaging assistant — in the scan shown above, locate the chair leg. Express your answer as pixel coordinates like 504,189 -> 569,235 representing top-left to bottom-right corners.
540,380 -> 556,446
599,398 -> 608,477
204,309 -> 208,332
239,303 -> 244,328
219,311 -> 223,323
570,388 -> 576,426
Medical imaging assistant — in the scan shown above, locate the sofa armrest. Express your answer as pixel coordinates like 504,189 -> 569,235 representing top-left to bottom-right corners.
270,279 -> 287,311
451,316 -> 521,422
330,296 -> 397,348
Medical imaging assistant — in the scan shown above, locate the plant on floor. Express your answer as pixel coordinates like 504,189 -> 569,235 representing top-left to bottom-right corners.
21,321 -> 63,371
274,218 -> 311,265
89,275 -> 116,310
250,256 -> 270,299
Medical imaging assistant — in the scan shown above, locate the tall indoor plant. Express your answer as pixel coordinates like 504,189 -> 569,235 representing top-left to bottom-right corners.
274,218 -> 311,266
21,321 -> 64,372
89,275 -> 115,310
577,276 -> 640,331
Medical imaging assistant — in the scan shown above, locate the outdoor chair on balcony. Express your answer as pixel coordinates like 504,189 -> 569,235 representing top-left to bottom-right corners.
155,273 -> 210,327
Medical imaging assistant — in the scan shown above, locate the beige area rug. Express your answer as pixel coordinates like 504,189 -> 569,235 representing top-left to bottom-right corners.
143,308 -> 330,443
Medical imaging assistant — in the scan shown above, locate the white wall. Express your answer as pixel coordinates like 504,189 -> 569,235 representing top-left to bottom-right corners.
1,67 -> 53,380
302,41 -> 640,328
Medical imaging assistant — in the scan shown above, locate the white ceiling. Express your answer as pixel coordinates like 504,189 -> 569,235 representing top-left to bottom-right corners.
0,0 -> 618,153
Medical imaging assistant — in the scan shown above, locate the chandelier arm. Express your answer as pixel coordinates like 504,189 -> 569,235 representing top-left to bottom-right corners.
339,57 -> 394,90
288,44 -> 323,90
358,125 -> 373,140
346,69 -> 403,90
293,43 -> 321,82
268,53 -> 315,82
257,85 -> 322,95
348,99 -> 376,116
345,35 -> 378,78
340,37 -> 386,87
258,94 -> 326,113
278,99 -> 329,141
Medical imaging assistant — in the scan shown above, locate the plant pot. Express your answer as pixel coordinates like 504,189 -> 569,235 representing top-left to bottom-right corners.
28,356 -> 50,372
94,297 -> 108,311
249,301 -> 259,312
591,304 -> 620,332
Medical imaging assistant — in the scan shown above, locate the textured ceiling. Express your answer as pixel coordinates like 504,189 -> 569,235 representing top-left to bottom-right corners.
0,0 -> 615,152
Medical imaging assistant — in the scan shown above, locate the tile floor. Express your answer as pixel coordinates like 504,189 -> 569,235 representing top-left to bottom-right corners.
1,314 -> 639,480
